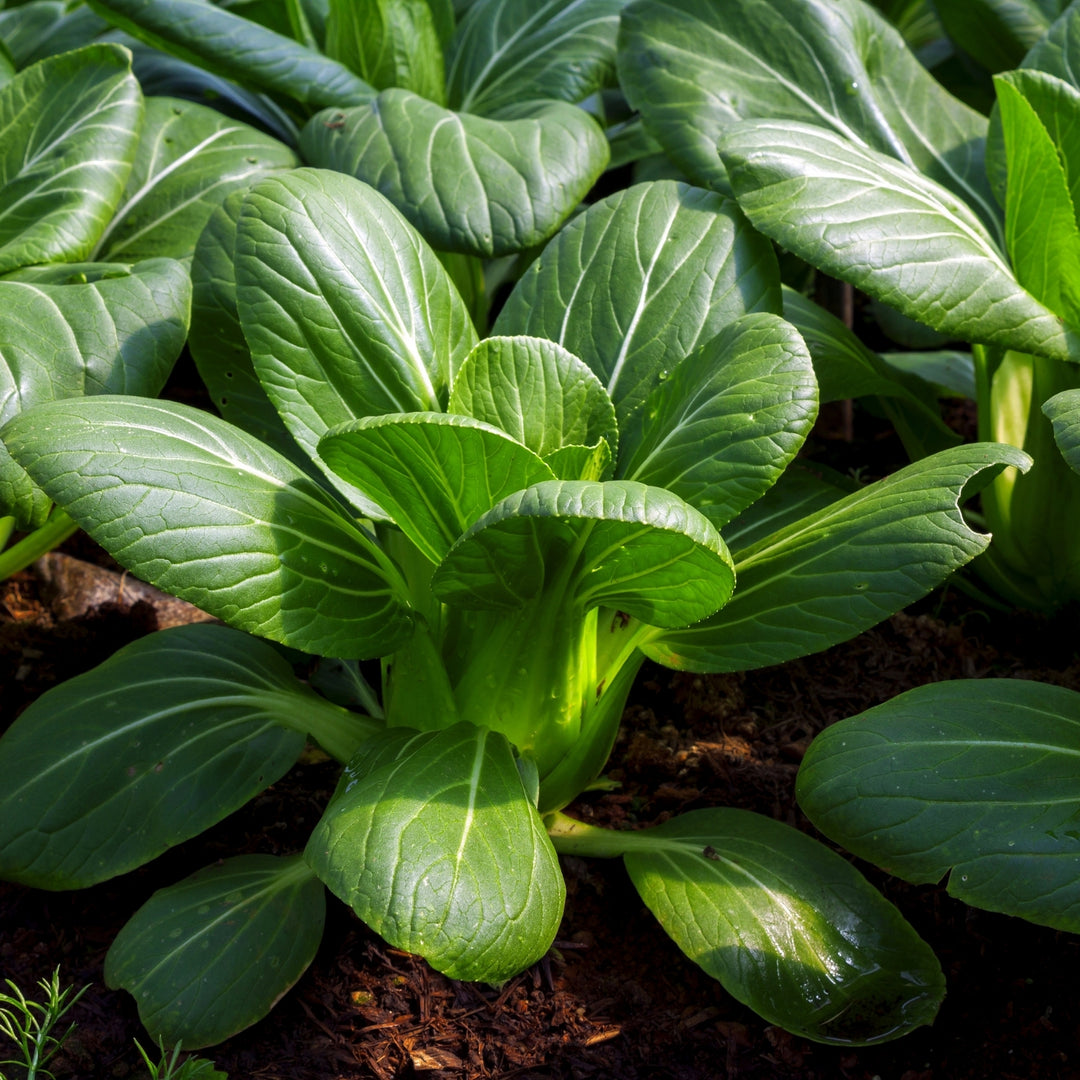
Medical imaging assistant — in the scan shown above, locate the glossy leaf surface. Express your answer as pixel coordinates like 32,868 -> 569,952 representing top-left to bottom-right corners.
622,809 -> 944,1044
646,443 -> 1030,671
0,624 -> 308,889
106,855 -> 325,1048
618,0 -> 997,231
85,0 -> 373,110
616,312 -> 817,529
306,724 -> 563,982
0,258 -> 190,528
0,43 -> 141,273
798,679 -> 1080,931
300,90 -> 608,257
235,169 -> 476,467
432,479 -> 735,627
94,95 -> 299,261
720,120 -> 1080,362
495,180 -> 780,421
2,397 -> 414,659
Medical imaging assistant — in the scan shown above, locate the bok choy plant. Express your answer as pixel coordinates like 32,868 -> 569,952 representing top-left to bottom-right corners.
618,0 -> 1080,611
0,168 -> 1025,1049
0,41 -> 296,578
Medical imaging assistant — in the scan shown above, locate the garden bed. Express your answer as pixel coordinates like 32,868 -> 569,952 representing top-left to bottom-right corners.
3,532 -> 1078,1080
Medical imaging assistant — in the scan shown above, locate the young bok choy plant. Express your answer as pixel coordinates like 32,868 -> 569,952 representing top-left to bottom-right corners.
0,41 -> 296,578
0,169 -> 1025,1049
618,0 -> 1080,611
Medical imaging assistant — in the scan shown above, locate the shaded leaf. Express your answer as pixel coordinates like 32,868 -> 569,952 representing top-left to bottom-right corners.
447,0 -> 625,115
85,0 -> 373,111
0,624 -> 309,889
1044,387 -> 1080,474
798,679 -> 1080,931
106,854 -> 325,1048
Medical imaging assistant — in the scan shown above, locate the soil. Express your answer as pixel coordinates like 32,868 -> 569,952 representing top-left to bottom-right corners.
2,404 -> 1080,1080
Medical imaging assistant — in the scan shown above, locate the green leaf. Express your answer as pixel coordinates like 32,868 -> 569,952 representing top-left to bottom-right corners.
543,440 -> 612,481
617,312 -> 817,529
189,190 -> 305,470
446,0 -> 624,116
326,0 -> 445,104
719,119 -> 1080,363
0,257 -> 190,528
93,95 -> 298,261
1,396 -> 415,659
0,43 -> 141,273
237,167 -> 474,435
617,0 -> 998,232
431,479 -> 735,627
0,2 -> 109,66
621,809 -> 944,1044
995,72 -> 1080,326
798,679 -> 1080,932
105,854 -> 325,1049
449,335 -> 619,462
494,180 -> 780,422
645,443 -> 1031,672
934,0 -> 1062,73
84,0 -> 373,111
300,90 -> 609,258
306,723 -> 563,982
1044,387 -> 1080,474
0,624 -> 309,889
319,412 -> 555,564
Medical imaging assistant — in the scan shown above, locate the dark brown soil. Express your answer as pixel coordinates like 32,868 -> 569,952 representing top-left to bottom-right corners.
3,533 -> 1080,1079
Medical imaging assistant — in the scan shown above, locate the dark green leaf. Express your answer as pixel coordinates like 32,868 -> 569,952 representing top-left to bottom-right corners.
0,624 -> 309,889
106,854 -> 325,1048
622,809 -> 944,1044
85,0 -> 373,111
94,95 -> 299,261
617,0 -> 998,232
1044,387 -> 1080,474
0,258 -> 190,528
798,679 -> 1080,931
446,0 -> 625,115
646,443 -> 1031,671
